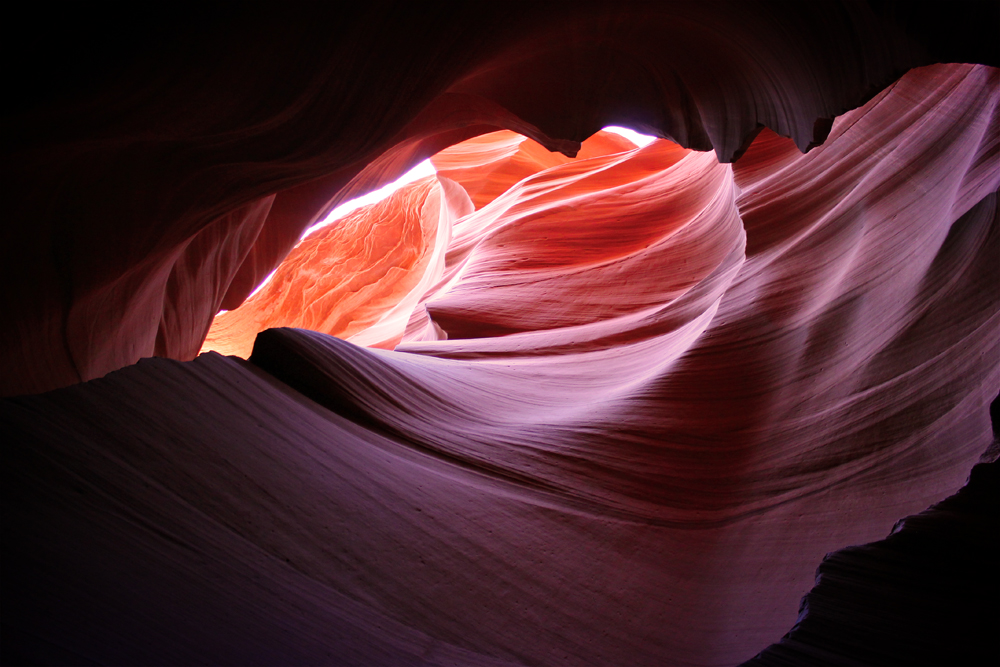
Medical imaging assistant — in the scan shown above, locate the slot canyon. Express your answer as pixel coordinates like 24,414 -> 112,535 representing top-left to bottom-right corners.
2,3 -> 998,666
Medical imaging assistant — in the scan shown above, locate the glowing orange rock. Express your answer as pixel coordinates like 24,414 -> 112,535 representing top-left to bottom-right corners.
201,176 -> 471,357
417,137 -> 729,345
203,130 -> 644,356
431,129 -> 637,209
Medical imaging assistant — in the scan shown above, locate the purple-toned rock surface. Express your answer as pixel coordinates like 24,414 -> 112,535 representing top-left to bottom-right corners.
2,4 -> 998,666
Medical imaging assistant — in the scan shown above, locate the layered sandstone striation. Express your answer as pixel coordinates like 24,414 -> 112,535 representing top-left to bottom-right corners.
3,59 -> 998,665
2,2 -> 996,396
2,3 -> 999,666
202,176 -> 469,356
201,130 -> 640,357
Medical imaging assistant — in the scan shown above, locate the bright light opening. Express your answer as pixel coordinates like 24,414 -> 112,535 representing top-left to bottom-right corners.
222,159 -> 439,310
602,126 -> 657,148
302,159 -> 437,240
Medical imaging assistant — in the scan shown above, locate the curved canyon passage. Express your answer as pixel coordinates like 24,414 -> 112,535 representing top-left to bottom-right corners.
2,5 -> 998,667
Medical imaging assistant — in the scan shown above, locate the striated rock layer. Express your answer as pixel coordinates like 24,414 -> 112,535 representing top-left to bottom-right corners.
3,58 -> 998,666
201,129 -> 639,356
744,442 -> 1000,666
202,176 -> 469,356
2,2 -> 998,396
3,2 -> 1000,665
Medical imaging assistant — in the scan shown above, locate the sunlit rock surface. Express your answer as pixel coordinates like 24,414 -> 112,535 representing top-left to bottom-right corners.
430,129 -> 638,210
202,176 -> 469,356
2,3 -> 999,666
420,134 -> 723,343
201,130 -> 640,357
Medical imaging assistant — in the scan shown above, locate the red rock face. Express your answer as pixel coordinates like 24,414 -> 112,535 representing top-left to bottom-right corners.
200,129 -> 639,357
202,176 -> 470,356
430,129 -> 638,210
1,4 -> 998,666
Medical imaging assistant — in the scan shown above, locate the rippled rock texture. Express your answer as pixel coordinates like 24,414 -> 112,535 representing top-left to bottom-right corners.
744,447 -> 999,666
2,3 -> 999,666
203,176 -> 469,356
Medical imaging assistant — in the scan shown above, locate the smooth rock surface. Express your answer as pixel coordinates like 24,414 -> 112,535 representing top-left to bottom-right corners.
3,61 -> 998,665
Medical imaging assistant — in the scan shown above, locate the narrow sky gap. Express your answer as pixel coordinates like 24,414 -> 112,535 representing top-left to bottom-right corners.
302,159 -> 437,240
302,127 -> 655,241
603,126 -> 657,147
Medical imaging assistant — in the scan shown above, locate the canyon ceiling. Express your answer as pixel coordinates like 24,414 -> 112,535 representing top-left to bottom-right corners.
2,2 -> 998,666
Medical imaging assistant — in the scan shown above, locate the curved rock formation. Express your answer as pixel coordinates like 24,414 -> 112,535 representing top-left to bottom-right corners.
202,175 -> 470,356
201,129 -> 642,356
2,3 -> 999,666
2,1 -> 997,397
430,129 -> 638,210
